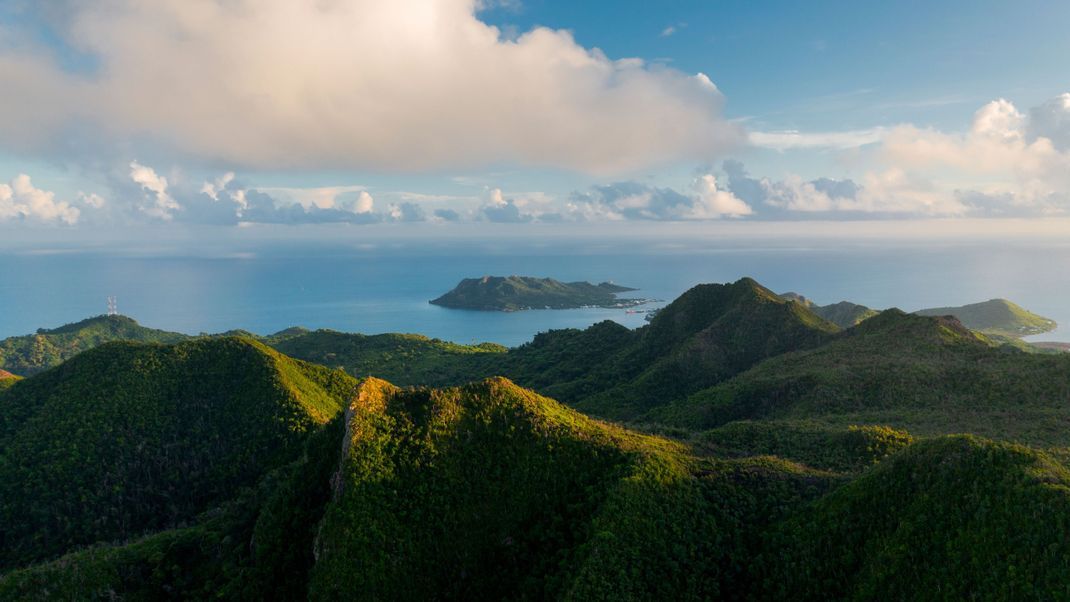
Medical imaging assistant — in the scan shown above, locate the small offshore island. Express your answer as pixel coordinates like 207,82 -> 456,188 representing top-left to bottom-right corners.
430,275 -> 652,311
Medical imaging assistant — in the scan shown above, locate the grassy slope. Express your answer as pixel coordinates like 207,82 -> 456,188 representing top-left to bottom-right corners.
916,298 -> 1056,338
780,292 -> 879,328
761,435 -> 1070,600
430,275 -> 638,310
309,377 -> 833,600
656,309 -> 1070,446
0,315 -> 189,376
0,336 -> 356,570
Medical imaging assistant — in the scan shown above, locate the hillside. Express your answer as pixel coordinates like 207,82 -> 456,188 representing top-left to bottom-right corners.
761,435 -> 1070,599
272,330 -> 506,386
780,292 -> 879,328
554,278 -> 841,419
309,377 -> 833,600
430,275 -> 646,311
0,315 -> 188,376
0,337 -> 356,569
916,298 -> 1056,338
657,309 -> 1070,446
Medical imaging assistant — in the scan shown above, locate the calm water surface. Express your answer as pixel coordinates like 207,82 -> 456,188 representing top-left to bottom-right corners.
2,240 -> 1068,346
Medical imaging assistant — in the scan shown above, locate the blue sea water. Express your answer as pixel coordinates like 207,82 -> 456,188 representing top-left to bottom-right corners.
2,237 -> 1069,346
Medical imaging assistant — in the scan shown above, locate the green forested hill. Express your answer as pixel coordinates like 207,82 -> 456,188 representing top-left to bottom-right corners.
0,337 -> 355,569
779,292 -> 879,328
0,315 -> 188,376
916,297 -> 1057,338
430,275 -> 643,310
308,377 -> 835,600
271,330 -> 506,386
762,435 -> 1070,599
656,309 -> 1070,445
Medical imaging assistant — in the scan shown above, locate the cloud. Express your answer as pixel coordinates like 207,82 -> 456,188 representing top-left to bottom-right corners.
129,161 -> 180,220
749,128 -> 886,151
387,202 -> 425,222
434,208 -> 462,222
77,191 -> 106,209
0,174 -> 81,225
569,176 -> 751,220
480,188 -> 534,223
1028,93 -> 1070,150
1,0 -> 741,174
660,26 -> 677,37
200,172 -> 235,201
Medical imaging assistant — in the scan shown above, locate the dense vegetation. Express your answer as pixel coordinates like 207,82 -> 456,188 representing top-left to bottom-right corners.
430,275 -> 646,310
916,297 -> 1057,338
272,330 -> 505,386
0,315 -> 188,376
6,276 -> 1070,598
779,292 -> 879,328
0,337 -> 355,569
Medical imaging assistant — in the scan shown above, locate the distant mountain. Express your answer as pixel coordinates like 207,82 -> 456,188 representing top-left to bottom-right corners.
430,275 -> 645,311
0,336 -> 355,570
916,298 -> 1056,338
0,315 -> 188,376
762,435 -> 1070,599
779,292 -> 879,328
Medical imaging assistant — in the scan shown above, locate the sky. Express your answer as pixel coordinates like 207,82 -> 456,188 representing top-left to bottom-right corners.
1,0 -> 1069,237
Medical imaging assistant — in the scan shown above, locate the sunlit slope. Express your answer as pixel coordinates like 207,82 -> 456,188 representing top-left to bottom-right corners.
0,337 -> 356,569
310,376 -> 832,600
761,435 -> 1070,600
272,330 -> 506,386
916,298 -> 1056,338
0,315 -> 188,376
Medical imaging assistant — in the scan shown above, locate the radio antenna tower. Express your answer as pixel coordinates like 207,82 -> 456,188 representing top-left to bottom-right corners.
107,296 -> 118,316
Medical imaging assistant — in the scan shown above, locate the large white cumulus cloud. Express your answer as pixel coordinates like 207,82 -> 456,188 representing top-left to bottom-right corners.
0,0 -> 741,173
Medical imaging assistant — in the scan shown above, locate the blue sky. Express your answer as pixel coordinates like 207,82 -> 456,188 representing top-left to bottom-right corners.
1,0 -> 1068,233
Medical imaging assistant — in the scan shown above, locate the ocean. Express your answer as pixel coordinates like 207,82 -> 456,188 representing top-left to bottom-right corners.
2,235 -> 1069,346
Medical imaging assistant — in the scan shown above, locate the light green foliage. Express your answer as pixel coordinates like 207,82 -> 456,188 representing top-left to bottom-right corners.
0,315 -> 188,376
780,292 -> 879,328
916,298 -> 1056,338
273,329 -> 506,386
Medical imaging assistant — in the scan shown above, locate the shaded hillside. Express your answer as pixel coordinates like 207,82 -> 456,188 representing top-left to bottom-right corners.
272,330 -> 506,386
658,310 -> 1070,445
310,377 -> 832,600
0,337 -> 356,569
0,315 -> 188,376
761,435 -> 1070,599
780,292 -> 879,328
563,278 -> 840,420
916,298 -> 1056,338
694,421 -> 914,473
430,275 -> 644,311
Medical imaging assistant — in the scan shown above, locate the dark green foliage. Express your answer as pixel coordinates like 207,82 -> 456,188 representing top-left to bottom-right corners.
658,309 -> 1070,446
761,435 -> 1070,600
273,329 -> 506,386
0,315 -> 188,376
0,337 -> 356,569
570,278 -> 839,419
916,298 -> 1056,338
694,421 -> 914,472
430,275 -> 643,311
